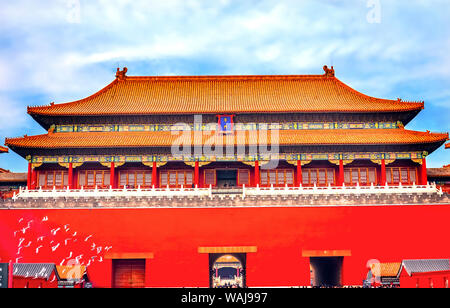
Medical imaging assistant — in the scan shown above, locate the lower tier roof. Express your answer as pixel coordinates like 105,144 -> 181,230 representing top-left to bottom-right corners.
5,129 -> 448,152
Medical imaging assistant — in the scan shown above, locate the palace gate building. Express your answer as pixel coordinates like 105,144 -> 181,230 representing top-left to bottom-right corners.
1,66 -> 449,287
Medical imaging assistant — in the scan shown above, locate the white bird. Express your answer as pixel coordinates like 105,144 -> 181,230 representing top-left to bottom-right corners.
23,241 -> 32,248
37,236 -> 45,242
17,247 -> 22,255
15,257 -> 22,263
59,259 -> 65,266
64,224 -> 70,231
66,252 -> 73,259
96,247 -> 102,254
51,243 -> 60,252
18,238 -> 25,247
105,246 -> 113,251
21,226 -> 29,234
64,238 -> 71,245
35,245 -> 43,254
90,243 -> 96,250
75,254 -> 83,263
18,218 -> 23,223
98,256 -> 103,263
72,231 -> 77,236
84,235 -> 92,241
51,228 -> 60,235
13,231 -> 18,237
42,216 -> 48,222
27,220 -> 33,227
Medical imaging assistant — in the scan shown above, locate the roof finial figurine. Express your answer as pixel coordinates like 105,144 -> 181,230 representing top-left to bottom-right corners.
116,67 -> 128,80
323,65 -> 335,77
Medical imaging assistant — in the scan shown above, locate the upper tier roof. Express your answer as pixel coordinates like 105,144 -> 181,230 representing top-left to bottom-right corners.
27,67 -> 424,116
0,145 -> 8,153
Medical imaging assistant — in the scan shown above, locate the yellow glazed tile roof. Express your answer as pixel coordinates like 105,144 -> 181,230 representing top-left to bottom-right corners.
5,129 -> 448,149
27,73 -> 424,116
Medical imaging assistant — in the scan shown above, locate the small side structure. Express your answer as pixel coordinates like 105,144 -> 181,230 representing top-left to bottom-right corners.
12,263 -> 59,288
398,259 -> 450,288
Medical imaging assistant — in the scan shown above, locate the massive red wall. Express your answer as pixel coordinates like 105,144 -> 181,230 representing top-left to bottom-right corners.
1,204 -> 450,288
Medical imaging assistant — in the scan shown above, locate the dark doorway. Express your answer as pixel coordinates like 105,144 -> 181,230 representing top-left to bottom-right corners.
217,170 -> 237,188
209,253 -> 246,288
310,257 -> 343,287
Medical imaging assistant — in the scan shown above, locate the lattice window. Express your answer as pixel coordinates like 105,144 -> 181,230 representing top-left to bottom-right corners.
37,170 -> 69,189
238,169 -> 250,186
160,170 -> 194,188
302,168 -> 336,186
344,168 -> 377,186
78,170 -> 110,188
260,169 -> 294,186
204,170 -> 216,186
386,167 -> 417,185
118,170 -> 152,188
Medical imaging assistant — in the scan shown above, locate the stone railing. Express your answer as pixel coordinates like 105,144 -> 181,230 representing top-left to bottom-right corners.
242,182 -> 443,198
12,185 -> 213,201
10,182 -> 443,202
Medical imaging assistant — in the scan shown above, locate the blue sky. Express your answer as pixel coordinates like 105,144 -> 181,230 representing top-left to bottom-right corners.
0,0 -> 449,172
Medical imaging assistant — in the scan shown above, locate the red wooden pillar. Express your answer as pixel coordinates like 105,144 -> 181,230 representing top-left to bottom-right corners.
68,163 -> 73,189
152,162 -> 158,188
380,159 -> 386,186
421,157 -> 428,185
27,162 -> 32,189
110,162 -> 115,189
194,161 -> 200,188
254,160 -> 260,187
338,159 -> 345,186
31,168 -> 37,189
297,160 -> 302,187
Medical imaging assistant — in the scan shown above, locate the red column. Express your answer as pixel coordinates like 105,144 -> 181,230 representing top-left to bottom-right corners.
194,161 -> 200,188
27,162 -> 32,189
152,162 -> 158,188
68,163 -> 73,189
339,159 -> 344,186
381,159 -> 386,186
31,168 -> 37,189
297,160 -> 302,187
421,157 -> 428,185
254,160 -> 260,187
110,162 -> 115,189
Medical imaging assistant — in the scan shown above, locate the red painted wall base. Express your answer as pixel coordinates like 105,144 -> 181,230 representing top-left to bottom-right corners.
1,205 -> 450,288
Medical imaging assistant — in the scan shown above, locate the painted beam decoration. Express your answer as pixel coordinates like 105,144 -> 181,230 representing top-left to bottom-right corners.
29,151 -> 428,168
54,121 -> 399,133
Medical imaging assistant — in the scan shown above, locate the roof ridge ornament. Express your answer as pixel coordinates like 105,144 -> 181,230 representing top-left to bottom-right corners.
116,67 -> 128,81
323,65 -> 335,77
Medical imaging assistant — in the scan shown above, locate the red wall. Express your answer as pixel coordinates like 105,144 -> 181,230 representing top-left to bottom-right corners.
13,274 -> 58,288
1,204 -> 450,288
399,270 -> 450,288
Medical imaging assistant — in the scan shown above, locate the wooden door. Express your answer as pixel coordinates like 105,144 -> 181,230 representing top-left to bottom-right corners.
113,259 -> 145,288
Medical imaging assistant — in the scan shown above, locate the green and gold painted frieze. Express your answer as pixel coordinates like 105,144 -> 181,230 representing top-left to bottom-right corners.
55,121 -> 399,133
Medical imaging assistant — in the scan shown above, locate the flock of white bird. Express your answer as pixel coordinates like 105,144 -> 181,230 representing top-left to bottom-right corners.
11,215 -> 113,280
